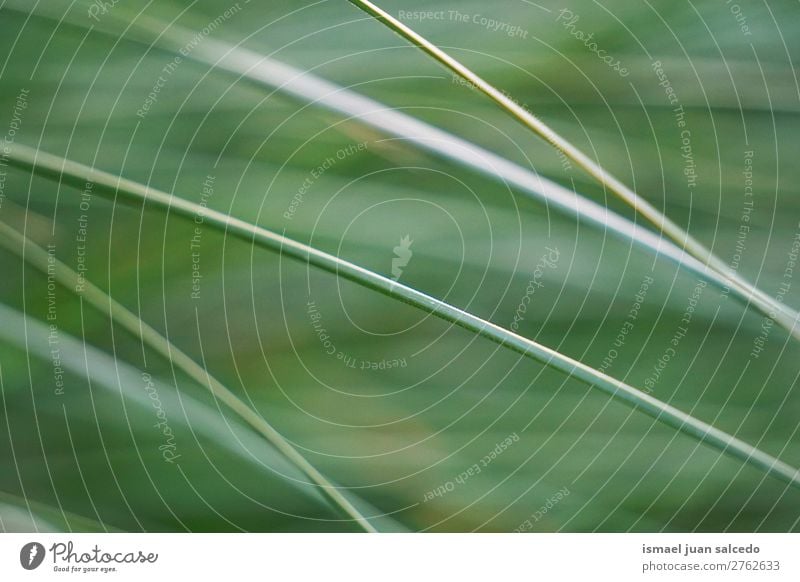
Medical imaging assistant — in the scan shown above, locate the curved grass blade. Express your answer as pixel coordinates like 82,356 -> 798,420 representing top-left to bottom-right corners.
4,4 -> 791,338
5,142 -> 798,489
0,299 -> 392,531
347,0 -> 800,341
0,219 -> 378,533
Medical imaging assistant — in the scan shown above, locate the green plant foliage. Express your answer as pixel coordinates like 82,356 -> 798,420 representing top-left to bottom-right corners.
1,0 -> 798,532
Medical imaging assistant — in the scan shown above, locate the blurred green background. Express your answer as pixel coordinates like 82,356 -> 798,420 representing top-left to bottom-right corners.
0,0 -> 798,532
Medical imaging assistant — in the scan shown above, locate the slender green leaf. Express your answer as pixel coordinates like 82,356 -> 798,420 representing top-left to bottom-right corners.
4,4 -> 791,339
0,218 -> 379,533
4,142 -> 798,490
347,0 -> 800,341
0,299 -> 403,531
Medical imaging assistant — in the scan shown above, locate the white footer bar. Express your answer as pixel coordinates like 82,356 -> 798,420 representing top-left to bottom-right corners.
1,533 -> 796,581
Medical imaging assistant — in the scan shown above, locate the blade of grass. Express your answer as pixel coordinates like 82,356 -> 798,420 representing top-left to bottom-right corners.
0,220 -> 406,533
0,217 -> 378,533
347,0 -> 800,341
5,4 -> 790,338
5,142 -> 798,489
0,299 -> 401,531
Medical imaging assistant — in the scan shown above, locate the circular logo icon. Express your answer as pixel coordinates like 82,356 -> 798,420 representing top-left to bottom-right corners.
19,542 -> 45,570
